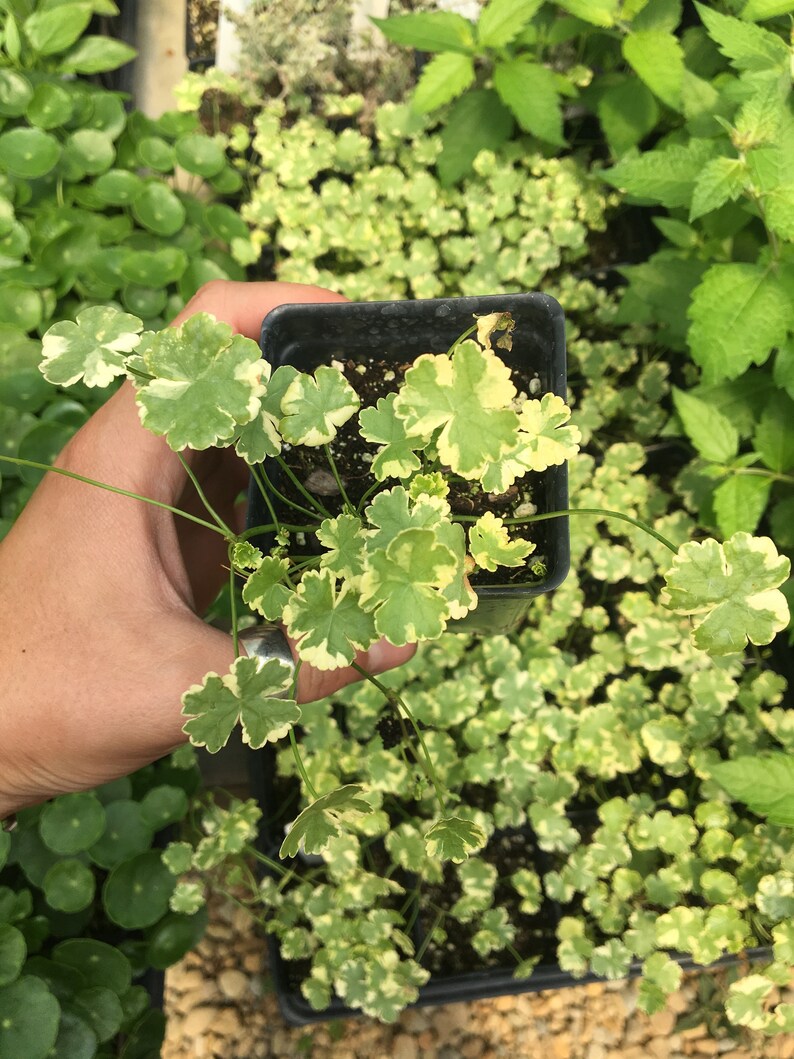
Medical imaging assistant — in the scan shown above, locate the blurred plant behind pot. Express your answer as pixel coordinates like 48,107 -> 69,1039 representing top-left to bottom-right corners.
0,749 -> 205,1059
0,0 -> 249,539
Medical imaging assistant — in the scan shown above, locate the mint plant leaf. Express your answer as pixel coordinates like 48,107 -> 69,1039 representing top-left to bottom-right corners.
556,0 -> 618,26
477,0 -> 543,47
283,569 -> 377,669
413,52 -> 475,114
41,306 -> 143,387
424,816 -> 487,863
280,785 -> 372,858
372,12 -> 475,53
241,557 -> 292,621
517,393 -> 581,470
181,655 -> 298,752
469,511 -> 535,572
137,314 -> 265,450
437,88 -> 514,186
687,263 -> 791,383
359,394 -> 425,481
690,156 -> 746,221
711,753 -> 794,827
661,533 -> 790,654
695,3 -> 789,72
394,340 -> 518,477
280,365 -> 359,446
713,474 -> 772,538
754,394 -> 794,472
493,59 -> 564,145
359,527 -> 457,644
597,78 -> 659,157
671,387 -> 739,462
622,31 -> 685,111
602,138 -> 717,208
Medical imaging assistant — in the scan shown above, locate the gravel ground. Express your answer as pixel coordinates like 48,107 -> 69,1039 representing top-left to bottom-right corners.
162,894 -> 794,1059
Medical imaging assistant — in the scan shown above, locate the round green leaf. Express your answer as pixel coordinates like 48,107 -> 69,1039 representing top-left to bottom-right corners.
83,93 -> 126,138
145,909 -> 207,970
70,986 -> 122,1044
0,369 -> 51,413
11,829 -> 59,888
0,127 -> 61,178
18,916 -> 49,957
24,956 -> 85,1001
203,203 -> 248,243
136,136 -> 174,172
93,168 -> 142,205
88,801 -> 153,870
0,976 -> 60,1059
140,786 -> 188,831
40,399 -> 90,429
0,924 -> 25,987
119,247 -> 188,287
43,860 -> 96,914
174,133 -> 225,177
40,794 -> 107,856
64,129 -> 115,176
0,283 -> 43,331
210,166 -> 244,194
0,70 -> 33,117
93,776 -> 133,805
53,940 -> 132,997
121,285 -> 167,319
178,257 -> 228,301
132,184 -> 185,236
26,83 -> 73,129
18,422 -> 75,486
103,852 -> 174,929
51,1010 -> 97,1059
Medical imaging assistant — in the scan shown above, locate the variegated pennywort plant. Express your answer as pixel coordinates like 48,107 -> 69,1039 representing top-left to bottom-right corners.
16,302 -> 791,869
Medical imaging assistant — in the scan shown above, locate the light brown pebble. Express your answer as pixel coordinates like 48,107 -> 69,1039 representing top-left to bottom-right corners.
648,1008 -> 676,1036
392,1033 -> 419,1059
218,969 -> 250,1000
182,1006 -> 217,1040
416,1029 -> 436,1053
460,1037 -> 485,1059
551,1034 -> 572,1058
211,1007 -> 243,1038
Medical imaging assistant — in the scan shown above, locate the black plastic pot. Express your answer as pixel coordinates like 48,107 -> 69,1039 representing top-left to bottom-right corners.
246,293 -> 570,635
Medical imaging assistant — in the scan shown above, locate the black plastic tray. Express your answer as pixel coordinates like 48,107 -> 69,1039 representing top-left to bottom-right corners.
246,293 -> 570,635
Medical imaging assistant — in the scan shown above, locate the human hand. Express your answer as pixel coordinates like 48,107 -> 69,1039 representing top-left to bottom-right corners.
0,281 -> 415,816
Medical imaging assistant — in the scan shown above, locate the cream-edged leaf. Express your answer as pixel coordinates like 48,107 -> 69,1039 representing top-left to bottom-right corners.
365,485 -> 450,551
317,513 -> 367,580
359,393 -> 426,480
517,393 -> 581,471
280,785 -> 372,858
280,365 -> 359,446
661,533 -> 790,655
41,305 -> 143,387
469,511 -> 535,572
283,568 -> 377,669
242,556 -> 292,621
137,313 -> 265,450
425,816 -> 487,863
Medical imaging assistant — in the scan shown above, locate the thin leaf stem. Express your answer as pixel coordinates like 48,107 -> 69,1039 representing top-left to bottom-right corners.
274,454 -> 333,519
726,466 -> 794,487
323,444 -> 353,511
289,727 -> 319,801
453,506 -> 678,554
446,323 -> 477,357
228,543 -> 239,654
350,662 -> 448,814
0,454 -> 228,537
250,463 -> 280,528
178,452 -> 234,537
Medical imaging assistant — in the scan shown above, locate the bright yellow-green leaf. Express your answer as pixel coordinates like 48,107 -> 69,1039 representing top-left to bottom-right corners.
469,511 -> 535,572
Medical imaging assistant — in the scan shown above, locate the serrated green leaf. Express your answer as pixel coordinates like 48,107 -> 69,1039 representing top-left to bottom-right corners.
425,816 -> 487,863
713,474 -> 772,537
671,387 -> 739,462
359,393 -> 425,480
137,313 -> 265,450
372,11 -> 475,52
556,0 -> 619,25
661,532 -> 790,654
690,156 -> 747,221
477,0 -> 542,47
394,341 -> 518,478
413,52 -> 475,114
360,527 -> 457,644
687,263 -> 792,383
695,2 -> 789,71
765,183 -> 794,241
469,511 -> 534,572
774,337 -> 794,400
622,30 -> 685,110
182,654 -> 298,751
712,754 -> 794,826
742,0 -> 794,18
602,138 -> 716,208
493,59 -> 564,145
280,785 -> 372,858
280,366 -> 359,447
597,77 -> 659,157
40,306 -> 142,388
754,393 -> 794,471
241,557 -> 292,621
437,89 -> 514,186
283,569 -> 377,669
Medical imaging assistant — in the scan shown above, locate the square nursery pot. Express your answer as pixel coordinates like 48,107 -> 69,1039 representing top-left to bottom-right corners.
246,293 -> 570,636
248,754 -> 770,1026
